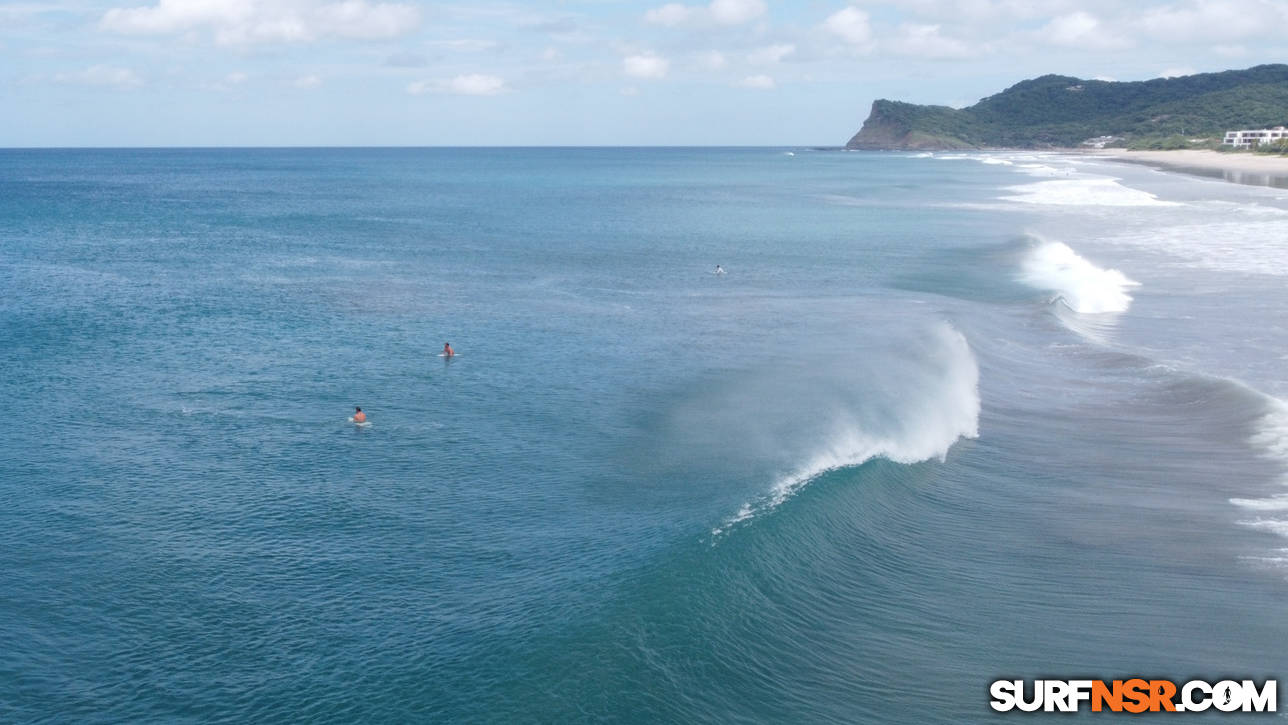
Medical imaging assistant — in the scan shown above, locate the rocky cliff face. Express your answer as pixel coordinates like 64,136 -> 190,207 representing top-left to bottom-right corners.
844,100 -> 974,150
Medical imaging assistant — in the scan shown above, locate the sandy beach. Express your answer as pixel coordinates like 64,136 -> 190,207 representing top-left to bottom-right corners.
1091,149 -> 1288,187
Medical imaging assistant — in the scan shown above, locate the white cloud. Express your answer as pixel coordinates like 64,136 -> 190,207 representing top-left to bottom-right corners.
624,53 -> 669,79
293,74 -> 321,88
737,74 -> 774,89
449,73 -> 506,95
1159,66 -> 1196,78
1039,11 -> 1129,50
225,71 -> 248,84
540,46 -> 561,61
1136,1 -> 1279,43
644,3 -> 693,26
708,0 -> 765,24
893,0 -> 1072,24
644,0 -> 765,27
100,0 -> 421,46
53,64 -> 143,88
1093,75 -> 1117,82
620,86 -> 639,96
747,43 -> 794,65
408,73 -> 508,96
823,6 -> 871,46
887,24 -> 972,59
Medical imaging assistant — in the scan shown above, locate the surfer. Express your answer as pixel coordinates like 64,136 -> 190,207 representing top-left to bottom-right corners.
715,265 -> 725,275
442,342 -> 454,358
353,406 -> 366,424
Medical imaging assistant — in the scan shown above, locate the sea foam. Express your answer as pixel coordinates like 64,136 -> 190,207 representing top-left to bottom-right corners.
1232,399 -> 1288,543
1103,215 -> 1288,277
1002,177 -> 1178,207
712,323 -> 980,538
1017,238 -> 1140,314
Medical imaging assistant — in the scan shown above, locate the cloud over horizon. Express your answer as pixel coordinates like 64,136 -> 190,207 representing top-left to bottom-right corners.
100,0 -> 421,45
408,73 -> 508,96
6,0 -> 1288,145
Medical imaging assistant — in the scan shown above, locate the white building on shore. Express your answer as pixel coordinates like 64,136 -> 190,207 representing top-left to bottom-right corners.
1223,127 -> 1288,148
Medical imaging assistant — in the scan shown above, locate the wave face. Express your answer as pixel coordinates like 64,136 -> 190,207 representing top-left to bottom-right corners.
713,323 -> 980,537
1017,237 -> 1140,314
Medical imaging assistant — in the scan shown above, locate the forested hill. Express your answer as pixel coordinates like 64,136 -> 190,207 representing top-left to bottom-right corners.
845,64 -> 1288,150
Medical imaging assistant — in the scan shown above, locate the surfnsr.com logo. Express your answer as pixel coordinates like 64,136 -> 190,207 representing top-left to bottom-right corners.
990,679 -> 1277,713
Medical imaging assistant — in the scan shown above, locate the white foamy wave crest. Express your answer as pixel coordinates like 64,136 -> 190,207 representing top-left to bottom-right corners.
1014,163 -> 1065,177
1232,496 -> 1288,511
979,157 -> 1013,166
1002,178 -> 1178,207
1231,399 -> 1288,525
712,324 -> 980,539
1018,238 -> 1140,314
1237,519 -> 1288,539
1250,401 -> 1288,459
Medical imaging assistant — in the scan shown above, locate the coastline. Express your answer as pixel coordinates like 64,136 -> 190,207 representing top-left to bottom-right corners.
1086,149 -> 1288,188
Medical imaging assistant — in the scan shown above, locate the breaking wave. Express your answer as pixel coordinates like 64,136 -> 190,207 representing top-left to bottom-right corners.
1017,237 -> 1141,314
712,323 -> 980,538
1001,177 -> 1178,207
1232,399 -> 1288,542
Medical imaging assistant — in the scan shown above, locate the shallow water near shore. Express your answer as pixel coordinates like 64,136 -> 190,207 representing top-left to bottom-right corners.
2,148 -> 1286,723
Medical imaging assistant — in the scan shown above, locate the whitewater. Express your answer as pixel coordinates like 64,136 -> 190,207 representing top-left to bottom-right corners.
2,147 -> 1286,724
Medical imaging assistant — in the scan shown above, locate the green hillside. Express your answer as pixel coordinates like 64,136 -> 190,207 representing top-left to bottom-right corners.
845,65 -> 1288,150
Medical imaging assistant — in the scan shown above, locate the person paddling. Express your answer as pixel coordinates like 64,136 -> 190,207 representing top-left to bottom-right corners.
353,406 -> 366,424
442,342 -> 455,358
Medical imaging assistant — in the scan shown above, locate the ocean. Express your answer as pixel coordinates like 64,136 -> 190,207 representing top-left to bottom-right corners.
1,147 -> 1285,722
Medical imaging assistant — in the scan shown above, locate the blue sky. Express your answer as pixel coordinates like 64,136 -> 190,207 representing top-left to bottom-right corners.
3,0 -> 1286,146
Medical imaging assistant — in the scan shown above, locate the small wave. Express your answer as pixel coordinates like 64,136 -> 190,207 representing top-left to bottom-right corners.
712,323 -> 980,539
1230,399 -> 1288,517
1250,400 -> 1288,458
1238,550 -> 1288,576
1238,519 -> 1288,539
1014,163 -> 1065,177
1017,237 -> 1140,314
979,157 -> 1013,166
1232,495 -> 1288,511
1001,177 -> 1178,207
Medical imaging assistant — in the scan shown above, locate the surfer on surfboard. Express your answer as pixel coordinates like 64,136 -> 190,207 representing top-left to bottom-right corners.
353,406 -> 366,424
442,342 -> 454,358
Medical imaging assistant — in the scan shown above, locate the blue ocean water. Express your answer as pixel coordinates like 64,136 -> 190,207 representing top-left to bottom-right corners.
2,147 -> 1286,722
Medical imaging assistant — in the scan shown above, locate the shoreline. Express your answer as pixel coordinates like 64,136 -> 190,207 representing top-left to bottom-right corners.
1084,149 -> 1288,189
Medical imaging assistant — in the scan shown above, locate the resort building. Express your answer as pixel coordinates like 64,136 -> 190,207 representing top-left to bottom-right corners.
1223,126 -> 1288,148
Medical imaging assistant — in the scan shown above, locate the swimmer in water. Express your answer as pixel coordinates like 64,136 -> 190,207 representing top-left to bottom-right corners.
353,406 -> 366,424
443,342 -> 454,358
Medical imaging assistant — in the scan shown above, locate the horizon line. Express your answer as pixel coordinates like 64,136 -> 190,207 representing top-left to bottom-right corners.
0,144 -> 846,151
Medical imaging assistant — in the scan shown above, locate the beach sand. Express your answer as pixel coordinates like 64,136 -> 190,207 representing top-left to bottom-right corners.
1091,149 -> 1288,187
